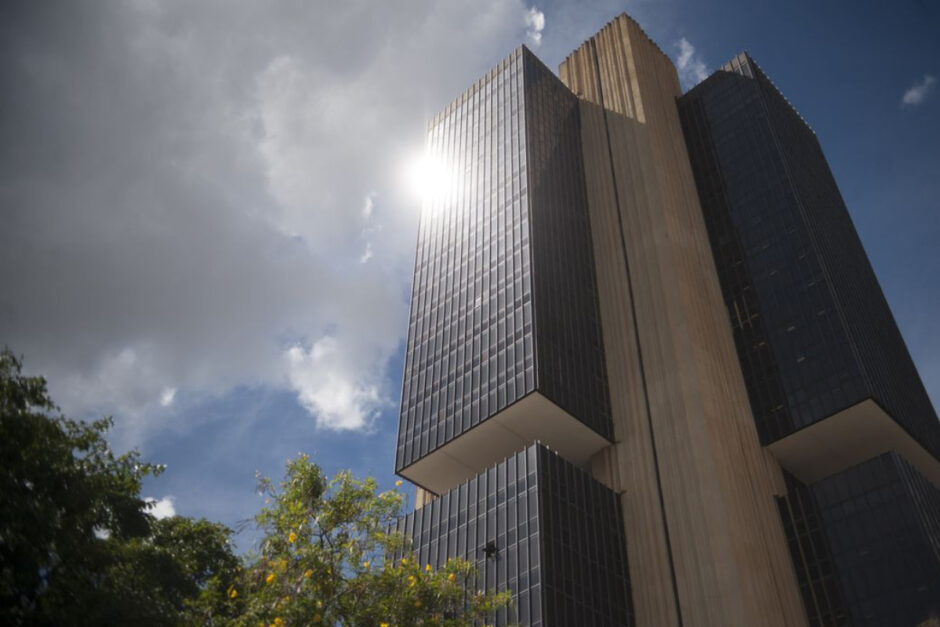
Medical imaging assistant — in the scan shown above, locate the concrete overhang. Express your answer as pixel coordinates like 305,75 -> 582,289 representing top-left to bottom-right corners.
397,391 -> 611,495
766,398 -> 940,489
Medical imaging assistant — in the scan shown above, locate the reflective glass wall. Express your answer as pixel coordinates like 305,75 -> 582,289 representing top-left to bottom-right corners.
396,47 -> 611,477
678,54 -> 939,457
812,454 -> 940,626
397,444 -> 633,626
397,49 -> 534,472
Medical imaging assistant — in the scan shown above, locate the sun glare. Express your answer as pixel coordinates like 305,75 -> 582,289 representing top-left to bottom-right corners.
404,152 -> 455,208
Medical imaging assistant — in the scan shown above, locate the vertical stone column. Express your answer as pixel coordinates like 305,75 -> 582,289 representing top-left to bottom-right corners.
561,14 -> 806,627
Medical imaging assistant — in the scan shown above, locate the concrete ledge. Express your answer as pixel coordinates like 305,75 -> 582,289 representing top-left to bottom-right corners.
397,391 -> 611,495
767,398 -> 940,489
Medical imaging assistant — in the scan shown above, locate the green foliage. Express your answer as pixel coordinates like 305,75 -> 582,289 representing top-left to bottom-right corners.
202,454 -> 511,627
0,349 -> 237,626
1,349 -> 509,626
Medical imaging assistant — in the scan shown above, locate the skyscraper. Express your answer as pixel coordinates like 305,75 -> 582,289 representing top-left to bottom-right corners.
394,13 -> 940,627
679,52 -> 940,626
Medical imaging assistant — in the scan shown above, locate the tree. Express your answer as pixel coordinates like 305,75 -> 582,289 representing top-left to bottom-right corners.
198,454 -> 511,627
1,348 -> 508,626
0,349 -> 237,626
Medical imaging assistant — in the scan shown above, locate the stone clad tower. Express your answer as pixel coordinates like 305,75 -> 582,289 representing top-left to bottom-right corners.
560,15 -> 805,626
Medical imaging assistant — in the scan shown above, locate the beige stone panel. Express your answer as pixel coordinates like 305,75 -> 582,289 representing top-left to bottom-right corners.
414,487 -> 435,510
581,99 -> 680,627
563,13 -> 806,627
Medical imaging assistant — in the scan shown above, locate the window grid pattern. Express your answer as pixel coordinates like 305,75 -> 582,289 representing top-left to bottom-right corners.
749,58 -> 940,460
538,443 -> 633,626
811,453 -> 940,627
397,49 -> 534,472
397,445 -> 632,626
396,48 -> 612,475
775,472 -> 850,627
524,52 -> 611,434
679,55 -> 938,460
679,68 -> 867,444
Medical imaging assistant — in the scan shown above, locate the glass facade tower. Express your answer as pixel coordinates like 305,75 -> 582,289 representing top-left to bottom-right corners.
679,54 -> 939,458
679,52 -> 940,627
396,48 -> 612,496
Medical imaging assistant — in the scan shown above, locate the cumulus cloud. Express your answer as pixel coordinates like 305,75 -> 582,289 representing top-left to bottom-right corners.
285,338 -> 383,431
902,74 -> 936,106
525,6 -> 546,46
675,37 -> 708,88
145,496 -> 177,520
0,1 -> 534,444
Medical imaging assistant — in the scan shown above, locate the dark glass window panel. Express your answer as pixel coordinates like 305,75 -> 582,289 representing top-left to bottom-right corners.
396,444 -> 633,626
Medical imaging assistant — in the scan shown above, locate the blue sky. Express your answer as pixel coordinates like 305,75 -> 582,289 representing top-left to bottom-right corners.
2,0 -> 937,550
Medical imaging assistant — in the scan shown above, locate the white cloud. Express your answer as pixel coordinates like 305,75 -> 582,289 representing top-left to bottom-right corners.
675,37 -> 708,88
359,242 -> 374,264
285,337 -> 384,431
160,387 -> 177,407
525,6 -> 546,46
902,75 -> 936,106
146,496 -> 177,519
361,194 -> 375,220
0,1 -> 534,442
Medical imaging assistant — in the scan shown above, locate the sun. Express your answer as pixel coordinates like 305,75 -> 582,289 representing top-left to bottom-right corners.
403,151 -> 455,208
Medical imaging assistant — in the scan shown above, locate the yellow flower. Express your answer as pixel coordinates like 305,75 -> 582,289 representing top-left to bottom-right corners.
380,624 -> 389,627
447,573 -> 456,582
228,587 -> 238,599
266,573 -> 275,584
407,575 -> 416,587
425,564 -> 431,572
303,569 -> 313,579
363,560 -> 370,569
400,558 -> 407,565
395,480 -> 403,487
274,619 -> 285,627
288,532 -> 297,543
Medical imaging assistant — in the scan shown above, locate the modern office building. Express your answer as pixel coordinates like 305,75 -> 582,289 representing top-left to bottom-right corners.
679,53 -> 940,626
394,13 -> 940,627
